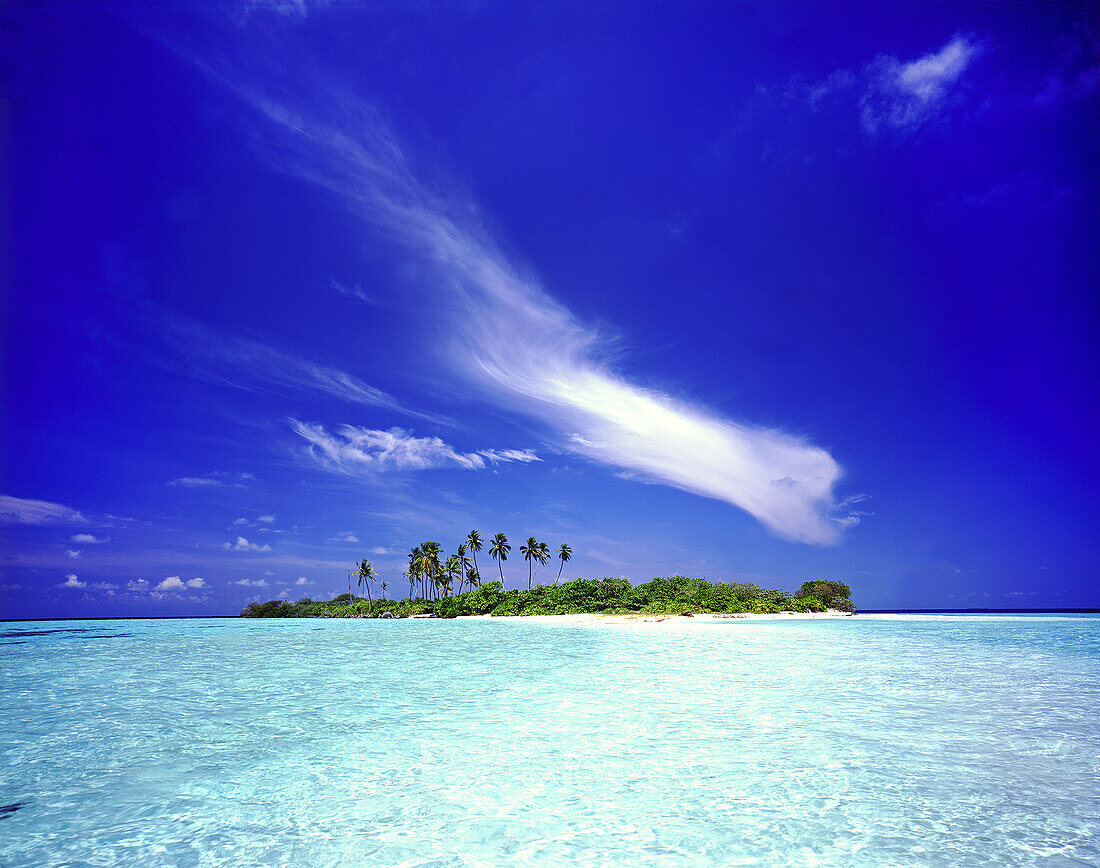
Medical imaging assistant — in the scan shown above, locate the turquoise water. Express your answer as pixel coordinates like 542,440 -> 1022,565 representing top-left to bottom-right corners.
1,615 -> 1098,866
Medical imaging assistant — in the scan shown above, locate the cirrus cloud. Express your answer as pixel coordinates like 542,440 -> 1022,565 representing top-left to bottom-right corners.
170,37 -> 856,545
1,495 -> 86,525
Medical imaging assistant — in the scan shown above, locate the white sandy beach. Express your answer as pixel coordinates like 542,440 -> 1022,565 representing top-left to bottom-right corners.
457,610 -> 855,625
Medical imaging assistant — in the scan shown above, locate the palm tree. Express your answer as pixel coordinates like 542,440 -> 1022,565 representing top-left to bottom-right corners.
415,546 -> 429,599
406,545 -> 422,600
520,536 -> 541,590
418,541 -> 443,600
556,543 -> 572,584
356,558 -> 376,615
465,530 -> 483,590
534,541 -> 551,584
489,532 -> 510,588
443,554 -> 461,597
455,544 -> 472,595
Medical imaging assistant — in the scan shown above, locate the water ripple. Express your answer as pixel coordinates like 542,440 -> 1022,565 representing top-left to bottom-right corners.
0,616 -> 1097,865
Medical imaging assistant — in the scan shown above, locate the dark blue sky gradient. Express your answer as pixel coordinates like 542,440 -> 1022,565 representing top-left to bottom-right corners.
2,1 -> 1097,617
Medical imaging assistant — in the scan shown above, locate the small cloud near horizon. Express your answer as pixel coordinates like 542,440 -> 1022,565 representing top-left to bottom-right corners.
72,533 -> 107,543
168,477 -> 222,488
60,573 -> 86,589
224,536 -> 273,552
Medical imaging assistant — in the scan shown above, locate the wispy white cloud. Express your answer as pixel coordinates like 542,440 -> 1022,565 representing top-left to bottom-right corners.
60,573 -> 86,589
168,477 -> 222,488
233,517 -> 250,525
175,40 -> 851,544
292,421 -> 539,474
1035,31 -> 1100,108
72,533 -> 108,544
828,494 -> 875,530
330,277 -> 381,306
257,514 -> 276,523
295,576 -> 313,585
368,546 -> 391,555
328,531 -> 359,543
235,578 -> 269,587
783,34 -> 981,137
861,34 -> 981,133
0,495 -> 86,525
223,536 -> 273,552
478,449 -> 541,465
153,315 -> 445,424
246,0 -> 321,18
65,549 -> 82,559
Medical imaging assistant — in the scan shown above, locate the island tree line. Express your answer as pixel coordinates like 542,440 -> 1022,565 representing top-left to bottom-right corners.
241,530 -> 855,618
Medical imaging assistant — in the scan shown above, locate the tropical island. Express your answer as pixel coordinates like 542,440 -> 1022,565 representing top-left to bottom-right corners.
240,531 -> 856,618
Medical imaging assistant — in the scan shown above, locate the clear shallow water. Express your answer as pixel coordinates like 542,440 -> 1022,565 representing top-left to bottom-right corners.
1,615 -> 1098,866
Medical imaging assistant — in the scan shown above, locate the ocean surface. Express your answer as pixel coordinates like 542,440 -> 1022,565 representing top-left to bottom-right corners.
1,614 -> 1097,866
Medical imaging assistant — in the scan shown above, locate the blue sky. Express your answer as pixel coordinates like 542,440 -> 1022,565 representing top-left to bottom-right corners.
2,1 -> 1097,617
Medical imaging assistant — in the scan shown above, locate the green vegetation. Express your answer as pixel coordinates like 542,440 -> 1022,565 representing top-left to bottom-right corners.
240,530 -> 854,618
795,580 -> 855,613
240,575 -> 856,619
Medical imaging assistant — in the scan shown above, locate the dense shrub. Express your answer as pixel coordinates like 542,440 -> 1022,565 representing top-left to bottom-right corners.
797,580 -> 856,611
789,594 -> 826,613
240,600 -> 294,618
